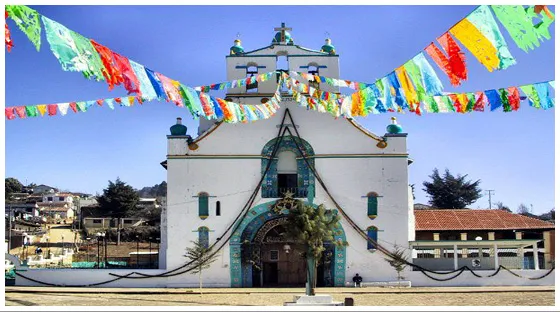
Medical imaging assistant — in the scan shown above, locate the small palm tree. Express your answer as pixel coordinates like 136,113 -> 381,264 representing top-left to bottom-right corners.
284,200 -> 347,296
185,239 -> 219,296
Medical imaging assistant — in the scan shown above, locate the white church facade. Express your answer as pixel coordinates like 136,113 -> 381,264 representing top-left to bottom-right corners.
161,24 -> 415,287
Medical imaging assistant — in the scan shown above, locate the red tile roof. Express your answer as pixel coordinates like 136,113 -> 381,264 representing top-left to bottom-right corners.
415,209 -> 554,231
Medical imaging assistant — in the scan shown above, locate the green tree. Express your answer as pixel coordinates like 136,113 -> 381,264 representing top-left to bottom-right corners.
282,198 -> 347,296
384,243 -> 409,283
422,168 -> 482,209
96,178 -> 139,218
184,239 -> 219,296
5,177 -> 23,200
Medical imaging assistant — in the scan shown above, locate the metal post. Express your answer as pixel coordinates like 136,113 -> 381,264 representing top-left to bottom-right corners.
156,237 -> 160,269
104,233 -> 108,267
8,205 -> 12,254
149,237 -> 152,269
86,237 -> 90,263
97,237 -> 100,269
136,236 -> 140,268
485,190 -> 495,209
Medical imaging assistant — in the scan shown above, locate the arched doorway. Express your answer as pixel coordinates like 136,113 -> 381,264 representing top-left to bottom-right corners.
252,218 -> 306,287
230,201 -> 346,287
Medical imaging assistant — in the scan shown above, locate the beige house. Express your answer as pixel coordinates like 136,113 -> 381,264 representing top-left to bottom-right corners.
37,202 -> 74,221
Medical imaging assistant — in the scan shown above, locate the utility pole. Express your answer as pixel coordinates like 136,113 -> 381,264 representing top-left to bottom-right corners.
8,204 -> 12,254
485,190 -> 495,209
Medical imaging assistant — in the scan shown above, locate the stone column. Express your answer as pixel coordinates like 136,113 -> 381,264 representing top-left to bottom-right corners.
460,233 -> 467,258
453,244 -> 458,270
543,231 -> 551,269
532,242 -> 540,270
433,233 -> 440,258
493,243 -> 499,270
488,232 -> 495,241
515,231 -> 523,269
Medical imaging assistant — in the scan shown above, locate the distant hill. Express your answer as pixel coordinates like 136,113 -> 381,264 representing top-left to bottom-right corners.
137,181 -> 167,198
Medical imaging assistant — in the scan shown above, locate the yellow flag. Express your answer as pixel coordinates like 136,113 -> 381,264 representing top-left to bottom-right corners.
37,105 -> 47,116
395,66 -> 419,107
450,19 -> 500,72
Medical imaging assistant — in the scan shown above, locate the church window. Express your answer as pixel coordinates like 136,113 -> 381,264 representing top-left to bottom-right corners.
216,201 -> 221,216
367,192 -> 379,219
367,226 -> 378,251
198,226 -> 210,248
308,64 -> 320,90
261,136 -> 315,198
198,192 -> 209,219
246,64 -> 258,93
270,250 -> 279,261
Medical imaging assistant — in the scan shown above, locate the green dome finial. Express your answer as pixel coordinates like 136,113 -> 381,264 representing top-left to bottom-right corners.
386,117 -> 403,134
170,117 -> 188,136
230,39 -> 244,56
321,38 -> 336,55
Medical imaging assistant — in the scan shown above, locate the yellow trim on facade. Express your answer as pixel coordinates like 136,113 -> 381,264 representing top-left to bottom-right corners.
192,121 -> 223,144
346,119 -> 385,142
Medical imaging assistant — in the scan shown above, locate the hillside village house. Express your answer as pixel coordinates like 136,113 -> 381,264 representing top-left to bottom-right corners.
32,184 -> 58,194
37,202 -> 74,221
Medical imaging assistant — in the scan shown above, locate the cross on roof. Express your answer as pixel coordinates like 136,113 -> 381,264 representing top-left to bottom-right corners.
274,22 -> 292,43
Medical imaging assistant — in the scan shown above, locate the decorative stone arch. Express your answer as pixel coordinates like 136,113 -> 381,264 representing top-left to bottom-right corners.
261,136 -> 315,198
229,201 -> 346,287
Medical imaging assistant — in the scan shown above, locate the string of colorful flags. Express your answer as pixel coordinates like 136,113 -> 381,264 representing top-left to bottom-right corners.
4,75 -> 287,123
4,5 -> 556,122
285,74 -> 555,117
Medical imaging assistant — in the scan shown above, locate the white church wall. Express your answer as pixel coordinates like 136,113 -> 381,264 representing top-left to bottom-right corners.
408,185 -> 416,243
406,270 -> 554,287
226,56 -> 277,94
165,156 -> 263,271
189,102 -> 401,156
15,269 -> 170,287
15,267 -> 553,288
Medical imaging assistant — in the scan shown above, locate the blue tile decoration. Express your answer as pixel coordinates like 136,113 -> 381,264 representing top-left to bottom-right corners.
230,201 -> 346,287
261,136 -> 315,198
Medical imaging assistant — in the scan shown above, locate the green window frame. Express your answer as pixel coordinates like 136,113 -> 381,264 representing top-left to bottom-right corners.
367,192 -> 378,219
198,226 -> 210,248
198,192 -> 209,219
367,226 -> 378,251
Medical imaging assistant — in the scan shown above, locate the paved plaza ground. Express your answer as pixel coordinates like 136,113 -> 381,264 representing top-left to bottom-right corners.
4,286 -> 554,306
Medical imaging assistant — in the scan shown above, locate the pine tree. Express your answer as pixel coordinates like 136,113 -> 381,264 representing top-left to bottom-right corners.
384,243 -> 408,282
422,168 -> 482,209
283,199 -> 347,296
96,178 -> 139,217
185,239 -> 219,296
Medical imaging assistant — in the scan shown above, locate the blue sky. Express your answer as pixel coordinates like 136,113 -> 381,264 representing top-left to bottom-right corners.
4,5 -> 555,214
